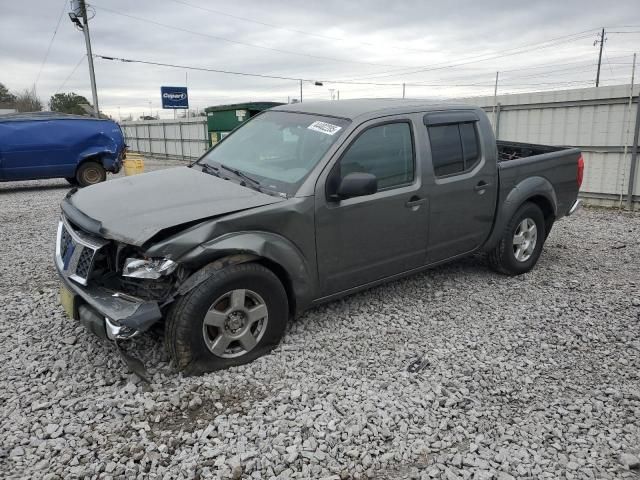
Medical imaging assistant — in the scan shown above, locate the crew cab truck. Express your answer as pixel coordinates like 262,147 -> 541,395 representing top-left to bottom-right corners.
55,99 -> 583,374
0,112 -> 125,186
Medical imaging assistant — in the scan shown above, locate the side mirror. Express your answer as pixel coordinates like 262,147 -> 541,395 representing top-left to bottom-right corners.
332,172 -> 377,200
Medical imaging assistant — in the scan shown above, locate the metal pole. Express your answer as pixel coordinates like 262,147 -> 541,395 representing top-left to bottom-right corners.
79,0 -> 99,116
148,122 -> 152,156
495,103 -> 502,141
402,83 -> 405,99
627,92 -> 640,210
179,122 -> 184,161
162,122 -> 167,158
337,90 -> 339,100
596,28 -> 605,88
299,79 -> 303,102
492,72 -> 499,132
620,53 -> 636,207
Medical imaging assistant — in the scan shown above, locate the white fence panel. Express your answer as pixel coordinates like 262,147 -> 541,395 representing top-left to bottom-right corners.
458,84 -> 639,205
120,118 -> 208,159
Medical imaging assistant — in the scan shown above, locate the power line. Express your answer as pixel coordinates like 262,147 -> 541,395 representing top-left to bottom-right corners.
168,0 -> 440,56
34,0 -> 68,91
342,29 -> 598,81
91,4 -> 415,69
94,53 -> 625,91
401,55 -> 632,86
603,45 -> 615,76
55,55 -> 86,94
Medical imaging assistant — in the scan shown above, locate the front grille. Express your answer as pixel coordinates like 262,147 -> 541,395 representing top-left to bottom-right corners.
60,228 -> 72,259
55,218 -> 109,286
75,248 -> 94,278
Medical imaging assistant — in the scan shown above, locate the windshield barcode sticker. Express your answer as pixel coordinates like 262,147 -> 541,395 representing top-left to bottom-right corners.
307,121 -> 342,135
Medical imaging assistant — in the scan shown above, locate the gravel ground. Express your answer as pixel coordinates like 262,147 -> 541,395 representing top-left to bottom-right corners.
1,158 -> 639,479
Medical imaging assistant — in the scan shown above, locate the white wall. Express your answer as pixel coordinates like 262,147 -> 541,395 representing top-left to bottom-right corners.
457,84 -> 639,206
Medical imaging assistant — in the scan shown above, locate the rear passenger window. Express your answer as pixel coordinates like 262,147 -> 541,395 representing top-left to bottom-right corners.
340,122 -> 414,190
428,122 -> 481,177
459,123 -> 479,166
428,124 -> 463,176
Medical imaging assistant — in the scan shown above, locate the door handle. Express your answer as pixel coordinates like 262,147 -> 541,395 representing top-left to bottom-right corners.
405,197 -> 426,208
474,181 -> 491,192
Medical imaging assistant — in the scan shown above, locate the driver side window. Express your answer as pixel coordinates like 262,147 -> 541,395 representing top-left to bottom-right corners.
339,122 -> 414,190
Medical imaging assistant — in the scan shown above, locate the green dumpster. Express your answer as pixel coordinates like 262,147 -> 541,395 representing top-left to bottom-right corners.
205,102 -> 284,147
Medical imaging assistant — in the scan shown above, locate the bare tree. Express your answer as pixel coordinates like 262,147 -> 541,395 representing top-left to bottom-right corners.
14,86 -> 43,112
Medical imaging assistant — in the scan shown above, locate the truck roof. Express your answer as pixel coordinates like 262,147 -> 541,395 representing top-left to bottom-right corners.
271,98 -> 478,121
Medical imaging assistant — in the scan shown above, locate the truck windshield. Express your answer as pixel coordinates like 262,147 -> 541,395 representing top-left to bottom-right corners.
198,111 -> 350,195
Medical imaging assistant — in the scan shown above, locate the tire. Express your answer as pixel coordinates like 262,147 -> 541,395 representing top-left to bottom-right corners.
65,177 -> 78,186
165,263 -> 288,375
488,202 -> 546,275
76,161 -> 106,187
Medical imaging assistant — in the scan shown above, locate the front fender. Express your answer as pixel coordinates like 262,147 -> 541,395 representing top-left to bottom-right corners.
176,231 -> 314,314
482,176 -> 558,252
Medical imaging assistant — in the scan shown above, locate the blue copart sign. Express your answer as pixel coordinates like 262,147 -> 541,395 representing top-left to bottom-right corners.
161,86 -> 189,109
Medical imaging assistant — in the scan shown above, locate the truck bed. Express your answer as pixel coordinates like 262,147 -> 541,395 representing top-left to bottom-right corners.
497,140 -> 570,162
496,140 -> 581,219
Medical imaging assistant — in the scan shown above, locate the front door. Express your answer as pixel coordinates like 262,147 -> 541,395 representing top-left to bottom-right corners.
315,118 -> 428,297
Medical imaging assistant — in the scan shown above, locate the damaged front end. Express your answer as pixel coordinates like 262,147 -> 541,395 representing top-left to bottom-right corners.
55,214 -> 185,341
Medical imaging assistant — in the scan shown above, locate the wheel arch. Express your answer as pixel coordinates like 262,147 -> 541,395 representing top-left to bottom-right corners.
74,153 -> 105,174
176,232 -> 314,317
482,176 -> 558,252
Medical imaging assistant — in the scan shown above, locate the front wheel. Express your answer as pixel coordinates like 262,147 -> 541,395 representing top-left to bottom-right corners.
76,161 -> 106,187
165,263 -> 289,375
488,202 -> 546,275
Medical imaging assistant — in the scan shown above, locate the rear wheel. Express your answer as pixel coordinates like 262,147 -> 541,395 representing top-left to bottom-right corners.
488,202 -> 546,275
76,161 -> 106,187
165,263 -> 288,375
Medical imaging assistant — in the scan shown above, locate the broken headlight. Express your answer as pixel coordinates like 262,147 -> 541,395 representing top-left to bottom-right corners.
122,257 -> 178,279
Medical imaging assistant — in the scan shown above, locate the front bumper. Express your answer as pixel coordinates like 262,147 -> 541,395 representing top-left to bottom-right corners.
56,258 -> 163,340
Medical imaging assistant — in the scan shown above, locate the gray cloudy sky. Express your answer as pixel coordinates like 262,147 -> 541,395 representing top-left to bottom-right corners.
2,0 -> 639,119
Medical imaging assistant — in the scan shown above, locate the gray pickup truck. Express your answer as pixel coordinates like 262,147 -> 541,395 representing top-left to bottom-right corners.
56,99 -> 583,374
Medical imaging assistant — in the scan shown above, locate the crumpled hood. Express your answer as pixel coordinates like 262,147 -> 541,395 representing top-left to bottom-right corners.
64,166 -> 284,245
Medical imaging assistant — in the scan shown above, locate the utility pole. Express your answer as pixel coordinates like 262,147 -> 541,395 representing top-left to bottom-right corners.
402,83 -> 406,99
299,79 -> 303,102
595,28 -> 606,87
69,0 -> 99,116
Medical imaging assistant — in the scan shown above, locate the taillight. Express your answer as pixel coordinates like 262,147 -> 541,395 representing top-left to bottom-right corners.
577,154 -> 584,189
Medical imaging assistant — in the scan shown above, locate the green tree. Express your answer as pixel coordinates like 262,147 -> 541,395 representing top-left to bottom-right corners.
50,92 -> 91,115
0,83 -> 16,103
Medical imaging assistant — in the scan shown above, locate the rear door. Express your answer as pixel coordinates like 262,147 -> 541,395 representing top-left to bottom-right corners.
423,111 -> 497,262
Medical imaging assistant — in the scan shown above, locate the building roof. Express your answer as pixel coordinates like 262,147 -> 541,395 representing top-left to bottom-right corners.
272,98 -> 477,121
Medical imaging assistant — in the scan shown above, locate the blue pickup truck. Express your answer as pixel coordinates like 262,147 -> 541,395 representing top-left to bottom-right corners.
0,112 -> 125,186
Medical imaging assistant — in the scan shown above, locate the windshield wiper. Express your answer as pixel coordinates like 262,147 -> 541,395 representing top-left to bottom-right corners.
199,163 -> 220,177
219,163 -> 261,187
